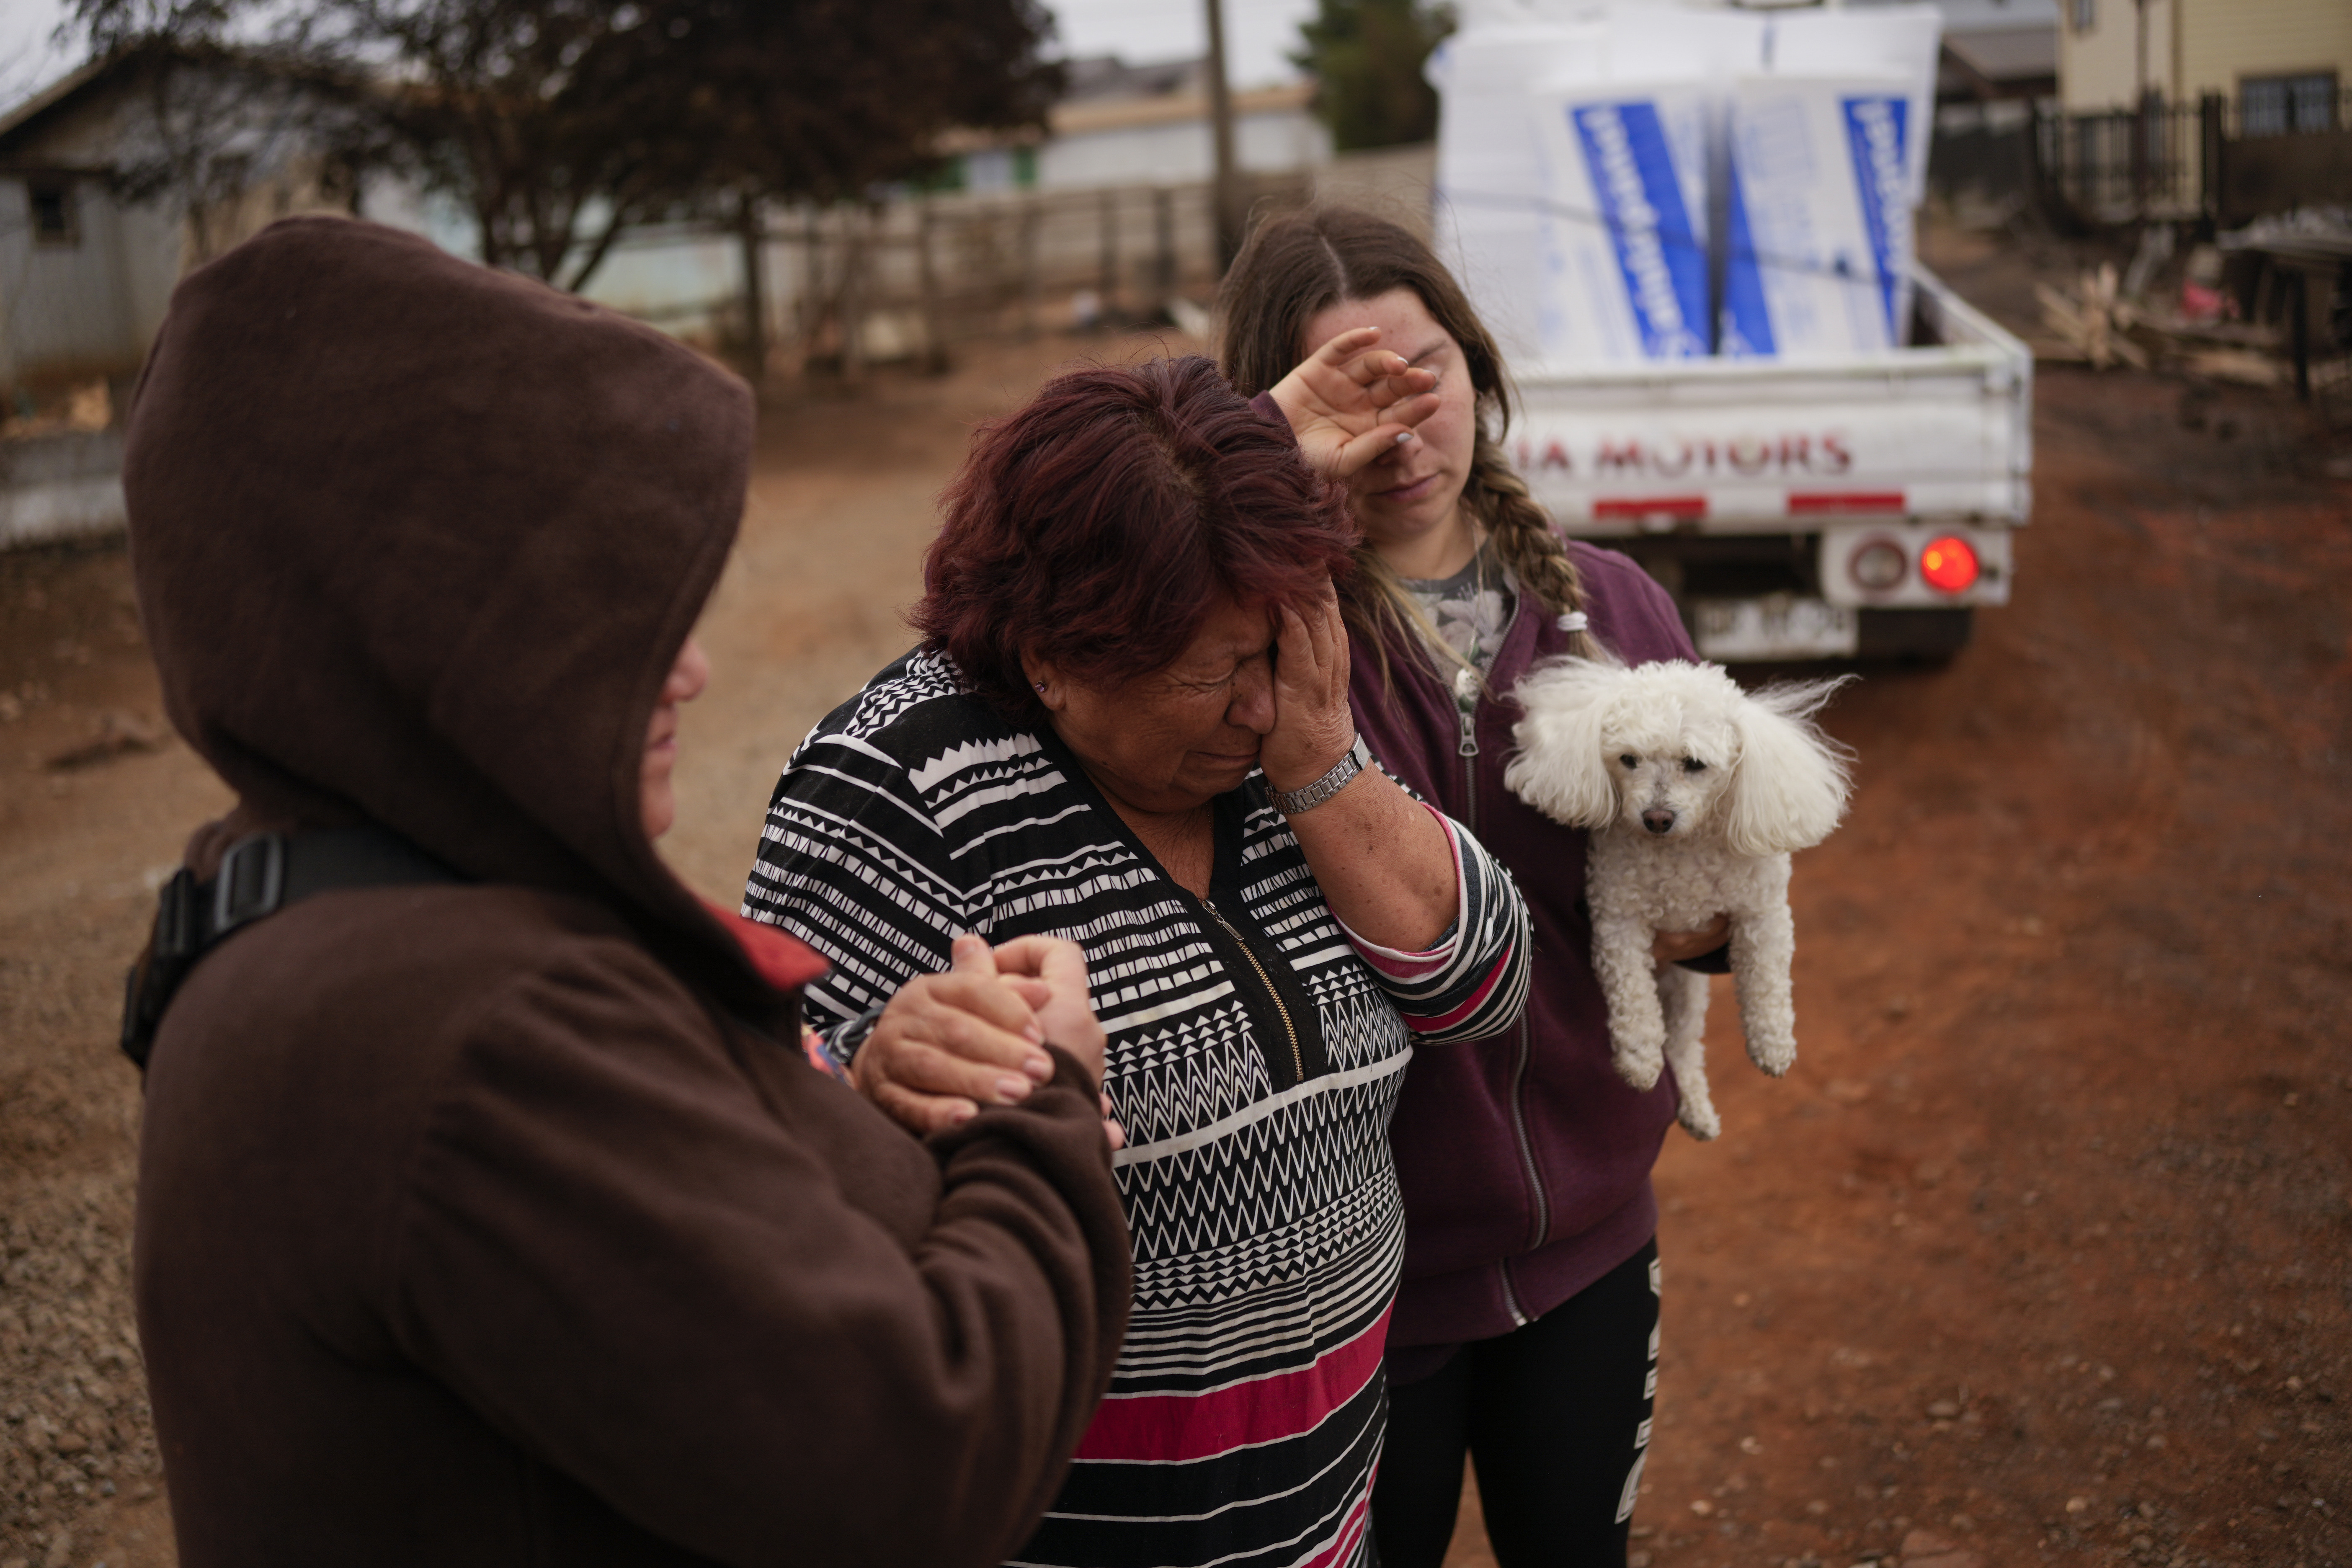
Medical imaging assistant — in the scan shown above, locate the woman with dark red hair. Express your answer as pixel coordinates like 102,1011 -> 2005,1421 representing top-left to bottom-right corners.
742,353 -> 1530,1568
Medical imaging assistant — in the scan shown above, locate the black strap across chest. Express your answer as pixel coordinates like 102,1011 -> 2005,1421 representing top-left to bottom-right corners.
121,826 -> 462,1070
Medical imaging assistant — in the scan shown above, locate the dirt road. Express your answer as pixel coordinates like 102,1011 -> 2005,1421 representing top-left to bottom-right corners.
2,308 -> 2346,1568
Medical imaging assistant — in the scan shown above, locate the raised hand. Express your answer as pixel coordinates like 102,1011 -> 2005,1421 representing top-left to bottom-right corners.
1259,578 -> 1357,798
1266,326 -> 1442,482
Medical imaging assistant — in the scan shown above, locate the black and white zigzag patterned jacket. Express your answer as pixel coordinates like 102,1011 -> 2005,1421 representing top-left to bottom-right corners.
743,648 -> 1530,1568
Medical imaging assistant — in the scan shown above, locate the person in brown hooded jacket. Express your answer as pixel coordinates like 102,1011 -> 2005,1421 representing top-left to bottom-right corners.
121,214 -> 1132,1567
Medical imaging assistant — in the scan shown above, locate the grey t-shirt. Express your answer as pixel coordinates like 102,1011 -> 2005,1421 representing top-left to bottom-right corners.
1401,543 -> 1516,679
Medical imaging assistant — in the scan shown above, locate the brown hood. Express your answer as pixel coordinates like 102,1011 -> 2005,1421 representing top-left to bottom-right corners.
125,215 -> 770,1012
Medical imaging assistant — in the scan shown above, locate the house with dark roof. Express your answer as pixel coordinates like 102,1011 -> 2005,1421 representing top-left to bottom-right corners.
0,44 -> 356,406
0,46 -> 362,544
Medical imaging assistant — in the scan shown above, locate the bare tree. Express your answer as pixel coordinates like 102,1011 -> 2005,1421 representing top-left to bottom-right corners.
87,42 -> 374,264
68,0 -> 1064,291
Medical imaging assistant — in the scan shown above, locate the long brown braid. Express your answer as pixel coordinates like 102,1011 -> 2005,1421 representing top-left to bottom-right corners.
1214,206 -> 1603,692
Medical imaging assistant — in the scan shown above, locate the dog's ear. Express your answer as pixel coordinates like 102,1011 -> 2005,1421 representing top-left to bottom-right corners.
1504,658 -> 1623,829
1723,678 -> 1857,856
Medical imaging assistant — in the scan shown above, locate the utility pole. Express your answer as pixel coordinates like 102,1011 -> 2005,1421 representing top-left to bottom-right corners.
1203,0 -> 1242,273
2133,0 -> 2149,106
2131,0 -> 2152,213
736,190 -> 767,388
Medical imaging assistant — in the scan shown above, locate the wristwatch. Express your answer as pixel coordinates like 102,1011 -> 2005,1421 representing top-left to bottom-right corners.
1270,735 -> 1372,816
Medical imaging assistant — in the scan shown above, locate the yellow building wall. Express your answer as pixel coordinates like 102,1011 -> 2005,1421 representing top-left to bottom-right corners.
2059,0 -> 2179,112
2061,0 -> 2352,110
2180,0 -> 2352,101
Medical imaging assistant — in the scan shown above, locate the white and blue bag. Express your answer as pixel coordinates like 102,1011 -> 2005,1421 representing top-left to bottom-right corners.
1429,21 -> 1609,369
1720,73 -> 1916,359
1530,79 -> 1715,365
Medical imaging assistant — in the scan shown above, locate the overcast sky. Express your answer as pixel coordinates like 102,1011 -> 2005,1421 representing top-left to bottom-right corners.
1047,0 -> 1320,87
0,0 -> 1319,119
0,0 -> 77,113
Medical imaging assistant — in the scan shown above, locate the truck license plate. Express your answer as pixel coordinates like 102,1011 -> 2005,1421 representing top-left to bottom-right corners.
1693,596 -> 1859,661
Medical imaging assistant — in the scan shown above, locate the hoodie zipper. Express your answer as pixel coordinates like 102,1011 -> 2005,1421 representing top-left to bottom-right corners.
1199,895 -> 1305,1088
1453,608 -> 1551,1314
1500,1247 -> 1532,1327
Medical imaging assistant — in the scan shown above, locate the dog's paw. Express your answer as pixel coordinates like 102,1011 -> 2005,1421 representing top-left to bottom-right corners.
1749,1034 -> 1796,1077
1677,1098 -> 1723,1141
1612,1040 -> 1665,1091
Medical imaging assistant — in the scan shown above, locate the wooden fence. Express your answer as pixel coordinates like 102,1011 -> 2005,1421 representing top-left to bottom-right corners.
741,171 -> 1314,378
582,145 -> 1439,380
2030,89 -> 2352,228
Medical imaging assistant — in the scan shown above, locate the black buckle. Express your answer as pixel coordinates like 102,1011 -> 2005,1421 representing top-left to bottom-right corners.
119,826 -> 459,1074
124,837 -> 286,1071
212,833 -> 286,937
123,867 -> 204,1070
152,867 -> 201,964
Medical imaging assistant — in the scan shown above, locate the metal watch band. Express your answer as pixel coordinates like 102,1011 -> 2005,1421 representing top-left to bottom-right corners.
1270,735 -> 1372,815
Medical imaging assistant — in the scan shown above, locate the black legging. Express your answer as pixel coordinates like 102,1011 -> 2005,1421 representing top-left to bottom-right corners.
1372,1239 -> 1661,1568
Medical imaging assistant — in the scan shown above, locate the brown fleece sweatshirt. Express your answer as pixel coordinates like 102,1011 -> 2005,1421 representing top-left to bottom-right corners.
123,216 -> 1131,1567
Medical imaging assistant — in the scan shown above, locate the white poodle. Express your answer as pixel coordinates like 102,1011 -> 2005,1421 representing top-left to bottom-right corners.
1503,659 -> 1854,1140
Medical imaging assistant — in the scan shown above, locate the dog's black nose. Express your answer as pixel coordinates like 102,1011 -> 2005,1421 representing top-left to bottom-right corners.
1642,809 -> 1676,835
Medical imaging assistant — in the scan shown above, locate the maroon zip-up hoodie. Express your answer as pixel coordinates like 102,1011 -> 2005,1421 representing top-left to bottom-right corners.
1346,541 -> 1700,1374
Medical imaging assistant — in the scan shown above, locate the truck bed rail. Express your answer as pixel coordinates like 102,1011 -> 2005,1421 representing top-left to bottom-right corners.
1514,265 -> 2032,536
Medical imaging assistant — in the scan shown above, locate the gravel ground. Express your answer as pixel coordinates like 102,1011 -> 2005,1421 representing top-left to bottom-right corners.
1,540 -> 196,1568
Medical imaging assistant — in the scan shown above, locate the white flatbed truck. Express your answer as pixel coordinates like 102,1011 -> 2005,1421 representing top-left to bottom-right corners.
1511,263 -> 2033,662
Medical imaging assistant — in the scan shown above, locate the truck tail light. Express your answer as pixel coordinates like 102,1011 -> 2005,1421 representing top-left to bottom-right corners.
1919,535 -> 1980,594
1849,539 -> 1907,591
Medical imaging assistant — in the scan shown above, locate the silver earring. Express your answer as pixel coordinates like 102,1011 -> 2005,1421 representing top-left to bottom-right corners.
1033,682 -> 1046,692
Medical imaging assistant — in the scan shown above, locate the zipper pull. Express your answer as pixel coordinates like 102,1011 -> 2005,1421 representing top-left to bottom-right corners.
1454,667 -> 1481,758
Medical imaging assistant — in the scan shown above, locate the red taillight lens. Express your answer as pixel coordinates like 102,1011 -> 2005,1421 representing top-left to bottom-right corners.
1919,535 -> 1980,593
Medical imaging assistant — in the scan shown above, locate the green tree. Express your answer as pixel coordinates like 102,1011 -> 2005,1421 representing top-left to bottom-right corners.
1291,0 -> 1453,153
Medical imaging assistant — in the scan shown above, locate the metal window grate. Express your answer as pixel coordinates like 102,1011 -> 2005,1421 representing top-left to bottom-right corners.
2239,74 -> 2340,139
28,180 -> 77,245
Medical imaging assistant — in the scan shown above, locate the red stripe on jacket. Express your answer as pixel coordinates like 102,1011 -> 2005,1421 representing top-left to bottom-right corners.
1070,1307 -> 1391,1464
1304,1495 -> 1375,1568
1400,939 -> 1517,1033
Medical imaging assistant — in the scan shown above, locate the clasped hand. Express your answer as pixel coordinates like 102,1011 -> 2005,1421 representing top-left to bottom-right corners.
852,934 -> 1124,1148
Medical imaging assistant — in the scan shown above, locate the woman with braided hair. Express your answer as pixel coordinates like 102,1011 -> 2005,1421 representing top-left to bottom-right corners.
1220,207 -> 1733,1568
